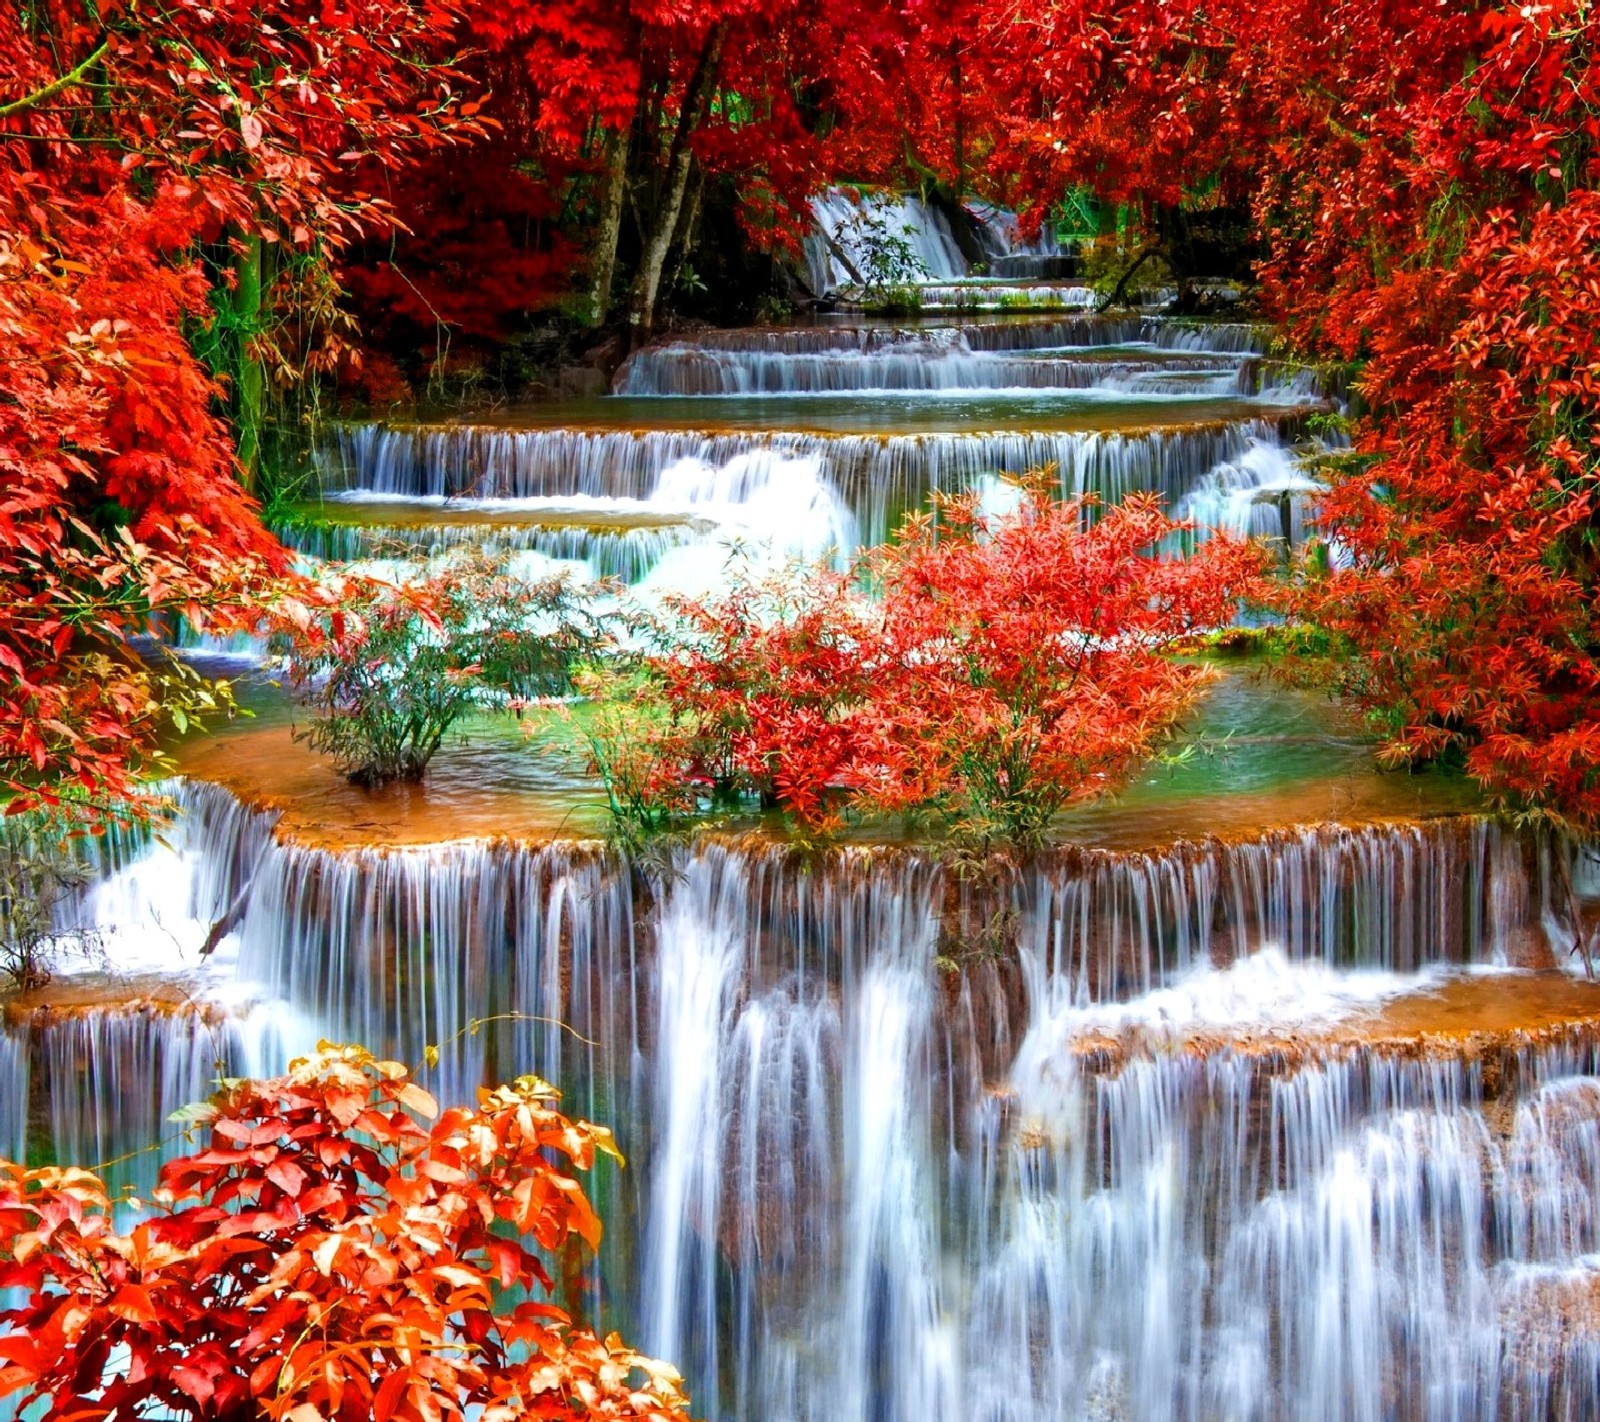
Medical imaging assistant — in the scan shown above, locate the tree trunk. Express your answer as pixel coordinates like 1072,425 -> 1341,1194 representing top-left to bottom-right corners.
628,21 -> 727,344
660,162 -> 705,303
233,232 -> 264,492
589,126 -> 631,328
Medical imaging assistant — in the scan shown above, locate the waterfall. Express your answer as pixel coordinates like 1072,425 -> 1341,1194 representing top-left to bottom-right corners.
313,419 -> 1300,550
915,283 -> 1106,312
614,341 -> 1252,397
644,450 -> 858,573
833,901 -> 954,1422
606,320 -> 1152,356
1176,437 -> 1324,543
294,450 -> 856,586
278,516 -> 699,582
1145,321 -> 1272,355
803,191 -> 1092,294
0,1002 -> 315,1202
805,190 -> 969,294
9,777 -> 1600,1418
968,1038 -> 1600,1422
639,857 -> 748,1384
0,1029 -> 27,1162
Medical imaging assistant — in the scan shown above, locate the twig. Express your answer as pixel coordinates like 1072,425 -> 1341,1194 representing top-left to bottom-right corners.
0,39 -> 111,121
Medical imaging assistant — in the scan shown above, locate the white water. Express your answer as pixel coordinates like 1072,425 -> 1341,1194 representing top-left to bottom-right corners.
284,514 -> 700,583
1177,437 -> 1324,542
6,784 -> 1600,1416
805,190 -> 969,294
804,190 -> 1095,295
615,338 -> 1251,398
312,450 -> 857,594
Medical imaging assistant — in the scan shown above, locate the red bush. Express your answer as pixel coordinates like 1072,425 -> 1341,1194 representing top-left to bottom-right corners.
0,1044 -> 688,1422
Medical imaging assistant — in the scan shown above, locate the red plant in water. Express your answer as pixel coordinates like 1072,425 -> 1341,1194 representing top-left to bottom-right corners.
628,485 -> 1265,841
0,1044 -> 688,1422
864,486 -> 1267,842
646,567 -> 883,831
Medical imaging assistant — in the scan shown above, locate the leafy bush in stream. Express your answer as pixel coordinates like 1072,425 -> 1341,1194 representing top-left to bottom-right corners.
584,480 -> 1267,846
279,551 -> 610,786
0,837 -> 95,992
566,666 -> 701,847
0,1043 -> 689,1421
569,569 -> 882,845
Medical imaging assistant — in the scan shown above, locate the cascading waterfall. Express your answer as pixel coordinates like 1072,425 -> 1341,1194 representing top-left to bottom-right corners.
970,1037 -> 1600,1422
607,319 -> 1156,356
7,776 -> 1600,1417
278,515 -> 700,582
1176,438 -> 1325,543
11,145 -> 1596,1421
804,190 -> 969,294
313,418 -> 1305,550
614,341 -> 1253,397
644,450 -> 858,572
1,1003 -> 314,1201
833,898 -> 954,1422
1143,320 -> 1272,355
915,282 -> 1107,312
0,1030 -> 27,1162
803,191 -> 1097,294
639,857 -> 748,1385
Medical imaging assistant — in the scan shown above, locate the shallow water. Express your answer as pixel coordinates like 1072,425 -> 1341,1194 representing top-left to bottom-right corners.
174,660 -> 1476,852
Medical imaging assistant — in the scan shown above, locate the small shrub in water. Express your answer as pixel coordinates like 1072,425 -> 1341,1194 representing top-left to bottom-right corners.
280,551 -> 611,786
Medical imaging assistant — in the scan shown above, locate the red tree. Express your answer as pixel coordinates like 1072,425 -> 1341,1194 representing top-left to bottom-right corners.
0,0 -> 471,821
0,1044 -> 688,1422
862,487 -> 1266,842
339,0 -> 1021,355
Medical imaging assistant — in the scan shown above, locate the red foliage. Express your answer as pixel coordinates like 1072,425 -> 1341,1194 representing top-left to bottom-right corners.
963,0 -> 1600,826
863,488 -> 1266,840
0,0 -> 470,820
0,1044 -> 688,1422
630,486 -> 1265,840
647,569 -> 881,829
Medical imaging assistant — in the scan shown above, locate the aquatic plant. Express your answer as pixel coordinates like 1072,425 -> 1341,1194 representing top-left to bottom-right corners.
280,551 -> 610,786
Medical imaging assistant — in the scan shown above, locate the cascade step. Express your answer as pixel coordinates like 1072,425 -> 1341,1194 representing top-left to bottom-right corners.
312,416 -> 1314,554
1037,971 -> 1600,1079
615,345 -> 1269,398
276,498 -> 710,578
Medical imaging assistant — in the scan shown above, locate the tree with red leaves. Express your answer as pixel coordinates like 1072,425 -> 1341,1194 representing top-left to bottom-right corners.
637,566 -> 881,832
0,0 -> 471,823
0,1043 -> 689,1422
960,0 -> 1600,828
597,484 -> 1263,842
864,485 -> 1266,843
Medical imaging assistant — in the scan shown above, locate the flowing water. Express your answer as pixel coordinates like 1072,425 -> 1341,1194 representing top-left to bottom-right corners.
10,236 -> 1600,1418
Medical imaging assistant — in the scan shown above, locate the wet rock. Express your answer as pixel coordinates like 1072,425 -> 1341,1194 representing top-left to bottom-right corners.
557,365 -> 608,399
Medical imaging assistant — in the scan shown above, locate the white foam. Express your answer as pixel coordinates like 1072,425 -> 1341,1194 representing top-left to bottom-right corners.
1037,946 -> 1464,1041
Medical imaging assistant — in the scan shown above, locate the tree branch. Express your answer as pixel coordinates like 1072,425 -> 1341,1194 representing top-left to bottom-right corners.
0,38 -> 111,121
